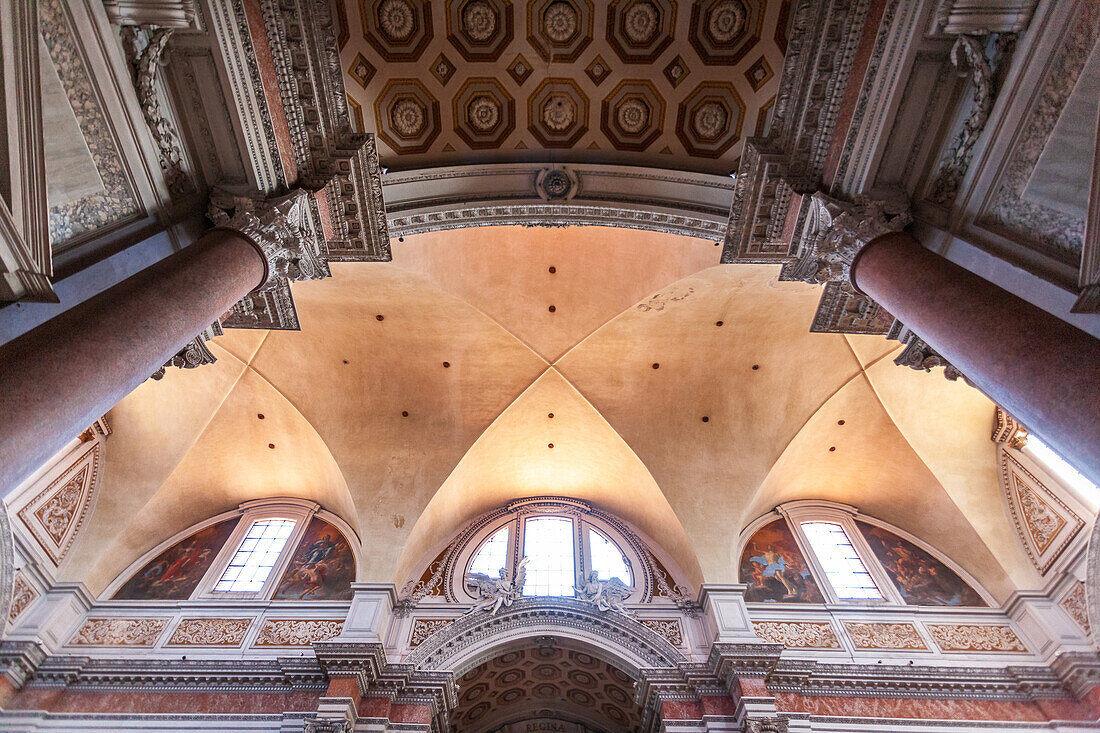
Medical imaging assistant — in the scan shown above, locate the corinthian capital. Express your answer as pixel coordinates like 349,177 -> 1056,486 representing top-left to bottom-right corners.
208,188 -> 329,294
788,192 -> 911,289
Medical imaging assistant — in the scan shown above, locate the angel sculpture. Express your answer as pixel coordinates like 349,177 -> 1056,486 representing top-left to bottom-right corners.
575,571 -> 635,616
465,557 -> 528,615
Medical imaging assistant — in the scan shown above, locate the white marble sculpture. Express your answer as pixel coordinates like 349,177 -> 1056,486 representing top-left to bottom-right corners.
466,557 -> 528,615
575,571 -> 634,616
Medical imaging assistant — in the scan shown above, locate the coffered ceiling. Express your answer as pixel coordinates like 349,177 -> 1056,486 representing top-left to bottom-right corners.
336,0 -> 789,173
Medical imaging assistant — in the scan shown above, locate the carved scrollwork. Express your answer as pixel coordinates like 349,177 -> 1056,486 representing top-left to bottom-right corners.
151,321 -> 222,380
208,188 -> 330,294
887,320 -> 971,384
789,192 -> 911,289
745,719 -> 789,733
118,25 -> 191,198
303,720 -> 350,733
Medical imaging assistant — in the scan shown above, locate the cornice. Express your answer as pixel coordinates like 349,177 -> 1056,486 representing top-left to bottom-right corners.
22,655 -> 326,691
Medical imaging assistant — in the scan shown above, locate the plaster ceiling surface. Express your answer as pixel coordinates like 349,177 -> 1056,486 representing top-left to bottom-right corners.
78,225 -> 1020,600
337,0 -> 788,173
450,646 -> 642,733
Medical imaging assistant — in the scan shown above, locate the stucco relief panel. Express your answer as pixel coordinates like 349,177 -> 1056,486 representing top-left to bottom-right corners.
253,618 -> 345,646
70,618 -> 169,647
15,444 -> 101,566
166,618 -> 254,647
752,620 -> 841,649
842,621 -> 928,651
926,624 -> 1028,653
999,449 -> 1085,575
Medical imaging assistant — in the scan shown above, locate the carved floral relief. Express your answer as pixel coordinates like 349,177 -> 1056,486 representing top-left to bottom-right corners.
254,619 -> 344,646
16,444 -> 101,566
999,450 -> 1084,574
843,622 -> 928,651
640,618 -> 684,647
1059,582 -> 1090,635
8,572 -> 39,624
926,624 -> 1028,653
166,618 -> 253,647
752,621 -> 840,648
409,618 -> 454,647
70,618 -> 169,646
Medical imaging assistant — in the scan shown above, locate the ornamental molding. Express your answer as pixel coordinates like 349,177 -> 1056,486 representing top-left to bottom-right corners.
14,443 -> 102,567
103,1 -> 198,27
406,597 -> 685,673
997,445 -> 1086,575
887,320 -> 969,383
151,321 -> 222,380
763,657 -> 1067,700
118,26 -> 192,199
258,0 -> 390,263
383,162 -> 733,240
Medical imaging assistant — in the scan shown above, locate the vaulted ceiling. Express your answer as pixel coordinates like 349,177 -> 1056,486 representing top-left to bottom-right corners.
336,0 -> 787,173
64,226 -> 1036,602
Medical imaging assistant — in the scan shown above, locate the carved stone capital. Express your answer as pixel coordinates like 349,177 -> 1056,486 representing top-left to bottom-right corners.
991,407 -> 1027,447
150,321 -> 222,380
745,719 -> 789,733
788,192 -> 911,290
208,188 -> 329,295
887,320 -> 971,384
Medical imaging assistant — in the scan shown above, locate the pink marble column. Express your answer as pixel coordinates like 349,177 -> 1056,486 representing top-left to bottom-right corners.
0,228 -> 265,495
851,231 -> 1100,485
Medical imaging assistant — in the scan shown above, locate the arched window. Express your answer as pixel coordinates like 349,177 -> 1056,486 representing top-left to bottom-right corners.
106,499 -> 358,602
407,497 -> 688,606
738,501 -> 989,607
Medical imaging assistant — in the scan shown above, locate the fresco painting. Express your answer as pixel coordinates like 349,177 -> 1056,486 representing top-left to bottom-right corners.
272,518 -> 355,600
112,519 -> 238,600
740,520 -> 824,603
857,521 -> 986,607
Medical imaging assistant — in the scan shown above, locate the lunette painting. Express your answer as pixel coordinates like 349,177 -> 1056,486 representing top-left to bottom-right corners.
857,521 -> 986,606
112,519 -> 238,600
272,517 -> 356,600
739,519 -> 824,603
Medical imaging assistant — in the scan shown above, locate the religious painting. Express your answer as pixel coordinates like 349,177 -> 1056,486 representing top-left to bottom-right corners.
856,521 -> 986,607
112,519 -> 238,600
272,518 -> 355,600
739,520 -> 824,603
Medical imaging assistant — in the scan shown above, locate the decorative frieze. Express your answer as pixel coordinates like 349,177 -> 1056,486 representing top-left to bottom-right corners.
640,619 -> 685,647
409,618 -> 454,647
70,617 -> 169,647
751,621 -> 840,649
926,624 -> 1028,653
843,621 -> 928,651
254,618 -> 344,646
166,617 -> 253,647
15,443 -> 101,566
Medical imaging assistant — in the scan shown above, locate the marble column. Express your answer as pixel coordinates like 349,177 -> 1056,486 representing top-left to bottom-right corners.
851,231 -> 1100,486
0,190 -> 320,496
0,228 -> 262,496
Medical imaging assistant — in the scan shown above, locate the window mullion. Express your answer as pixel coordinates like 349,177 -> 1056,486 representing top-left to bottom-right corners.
785,518 -> 840,604
843,516 -> 906,605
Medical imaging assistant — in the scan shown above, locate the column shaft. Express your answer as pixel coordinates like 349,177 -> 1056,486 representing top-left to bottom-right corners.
0,229 -> 264,495
852,232 -> 1100,485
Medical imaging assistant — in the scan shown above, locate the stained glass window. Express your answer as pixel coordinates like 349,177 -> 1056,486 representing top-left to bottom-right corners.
589,528 -> 631,583
522,517 -> 576,596
800,521 -> 883,600
213,519 -> 296,593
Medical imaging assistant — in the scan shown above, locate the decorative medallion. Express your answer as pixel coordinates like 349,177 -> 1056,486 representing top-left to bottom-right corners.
527,0 -> 594,62
536,167 -> 579,200
375,79 -> 441,154
999,448 -> 1085,575
166,618 -> 253,647
607,0 -> 676,64
16,444 -> 101,566
528,78 -> 589,148
410,618 -> 455,647
663,54 -> 690,88
429,53 -> 457,86
690,0 -> 763,66
70,618 -> 168,647
8,572 -> 38,624
585,54 -> 612,86
639,618 -> 684,646
927,624 -> 1028,653
753,621 -> 840,649
454,77 -> 516,149
1059,582 -> 1090,635
507,53 -> 534,85
361,0 -> 433,62
843,622 -> 928,651
348,53 -> 376,89
601,79 -> 664,151
676,81 -> 743,158
744,55 -> 773,92
447,0 -> 514,62
254,618 -> 344,646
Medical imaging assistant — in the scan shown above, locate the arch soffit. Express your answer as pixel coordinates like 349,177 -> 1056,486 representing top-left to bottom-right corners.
407,597 -> 685,677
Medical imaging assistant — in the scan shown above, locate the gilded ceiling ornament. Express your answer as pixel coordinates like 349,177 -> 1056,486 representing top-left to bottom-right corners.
623,2 -> 660,44
462,0 -> 497,41
391,97 -> 428,137
616,98 -> 650,134
467,96 -> 501,132
543,1 -> 579,42
707,0 -> 746,42
377,0 -> 415,41
543,94 -> 577,131
692,101 -> 728,140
